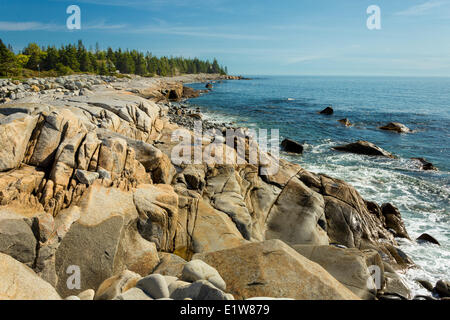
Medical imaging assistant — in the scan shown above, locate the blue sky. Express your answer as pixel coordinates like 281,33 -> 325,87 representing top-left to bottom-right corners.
1,0 -> 450,76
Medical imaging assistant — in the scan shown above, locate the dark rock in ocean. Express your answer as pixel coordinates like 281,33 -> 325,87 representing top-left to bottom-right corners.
333,140 -> 395,158
416,233 -> 440,246
434,280 -> 450,297
205,83 -> 213,89
380,122 -> 411,133
381,203 -> 410,239
412,158 -> 438,171
319,106 -> 334,115
338,118 -> 352,126
281,138 -> 304,154
416,279 -> 434,292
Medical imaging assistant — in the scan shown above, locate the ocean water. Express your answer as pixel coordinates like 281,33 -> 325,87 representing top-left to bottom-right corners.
187,76 -> 450,296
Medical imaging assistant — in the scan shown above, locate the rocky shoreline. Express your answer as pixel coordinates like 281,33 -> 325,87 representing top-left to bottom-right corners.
0,73 -> 447,300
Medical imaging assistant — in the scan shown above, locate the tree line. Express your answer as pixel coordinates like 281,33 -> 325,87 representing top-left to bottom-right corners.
0,39 -> 228,78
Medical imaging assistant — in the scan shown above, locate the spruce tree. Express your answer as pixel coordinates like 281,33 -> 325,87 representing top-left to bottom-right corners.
0,39 -> 17,76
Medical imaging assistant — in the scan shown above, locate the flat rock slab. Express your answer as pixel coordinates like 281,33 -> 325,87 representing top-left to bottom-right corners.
193,239 -> 360,300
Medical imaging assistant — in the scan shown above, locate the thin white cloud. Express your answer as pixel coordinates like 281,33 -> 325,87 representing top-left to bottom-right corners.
52,0 -> 226,10
284,55 -> 327,65
83,21 -> 127,30
0,20 -> 126,31
0,21 -> 60,31
0,19 -> 265,39
131,25 -> 268,40
396,0 -> 448,16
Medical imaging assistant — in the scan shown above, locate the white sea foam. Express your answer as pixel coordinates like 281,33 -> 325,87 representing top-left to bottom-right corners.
290,140 -> 450,297
195,102 -> 449,297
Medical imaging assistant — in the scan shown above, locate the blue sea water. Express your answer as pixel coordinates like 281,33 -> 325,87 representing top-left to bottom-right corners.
187,76 -> 450,296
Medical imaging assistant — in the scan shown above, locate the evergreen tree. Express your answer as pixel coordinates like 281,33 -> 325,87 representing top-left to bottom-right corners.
0,40 -> 228,77
0,39 -> 17,76
23,43 -> 42,70
43,46 -> 59,70
79,51 -> 92,72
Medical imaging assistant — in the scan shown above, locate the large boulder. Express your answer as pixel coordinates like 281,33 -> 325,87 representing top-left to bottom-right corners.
193,240 -> 360,300
292,245 -> 384,299
97,130 -> 175,184
381,203 -> 410,239
191,198 -> 249,254
0,113 -> 38,172
206,166 -> 254,240
26,109 -> 87,168
281,139 -> 304,154
0,209 -> 37,266
134,184 -> 179,251
265,176 -> 329,246
54,185 -> 159,297
0,252 -> 61,300
333,140 -> 395,158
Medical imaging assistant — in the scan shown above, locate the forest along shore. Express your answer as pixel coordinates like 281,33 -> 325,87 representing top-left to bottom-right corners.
0,73 -> 447,301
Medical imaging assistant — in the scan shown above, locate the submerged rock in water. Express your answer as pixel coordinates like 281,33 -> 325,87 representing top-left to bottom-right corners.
380,122 -> 411,133
333,140 -> 395,158
416,233 -> 440,246
319,106 -> 334,115
281,138 -> 304,154
412,158 -> 438,171
338,118 -> 352,126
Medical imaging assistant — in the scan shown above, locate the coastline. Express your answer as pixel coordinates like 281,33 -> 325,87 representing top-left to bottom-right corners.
181,77 -> 449,298
0,73 -> 446,300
